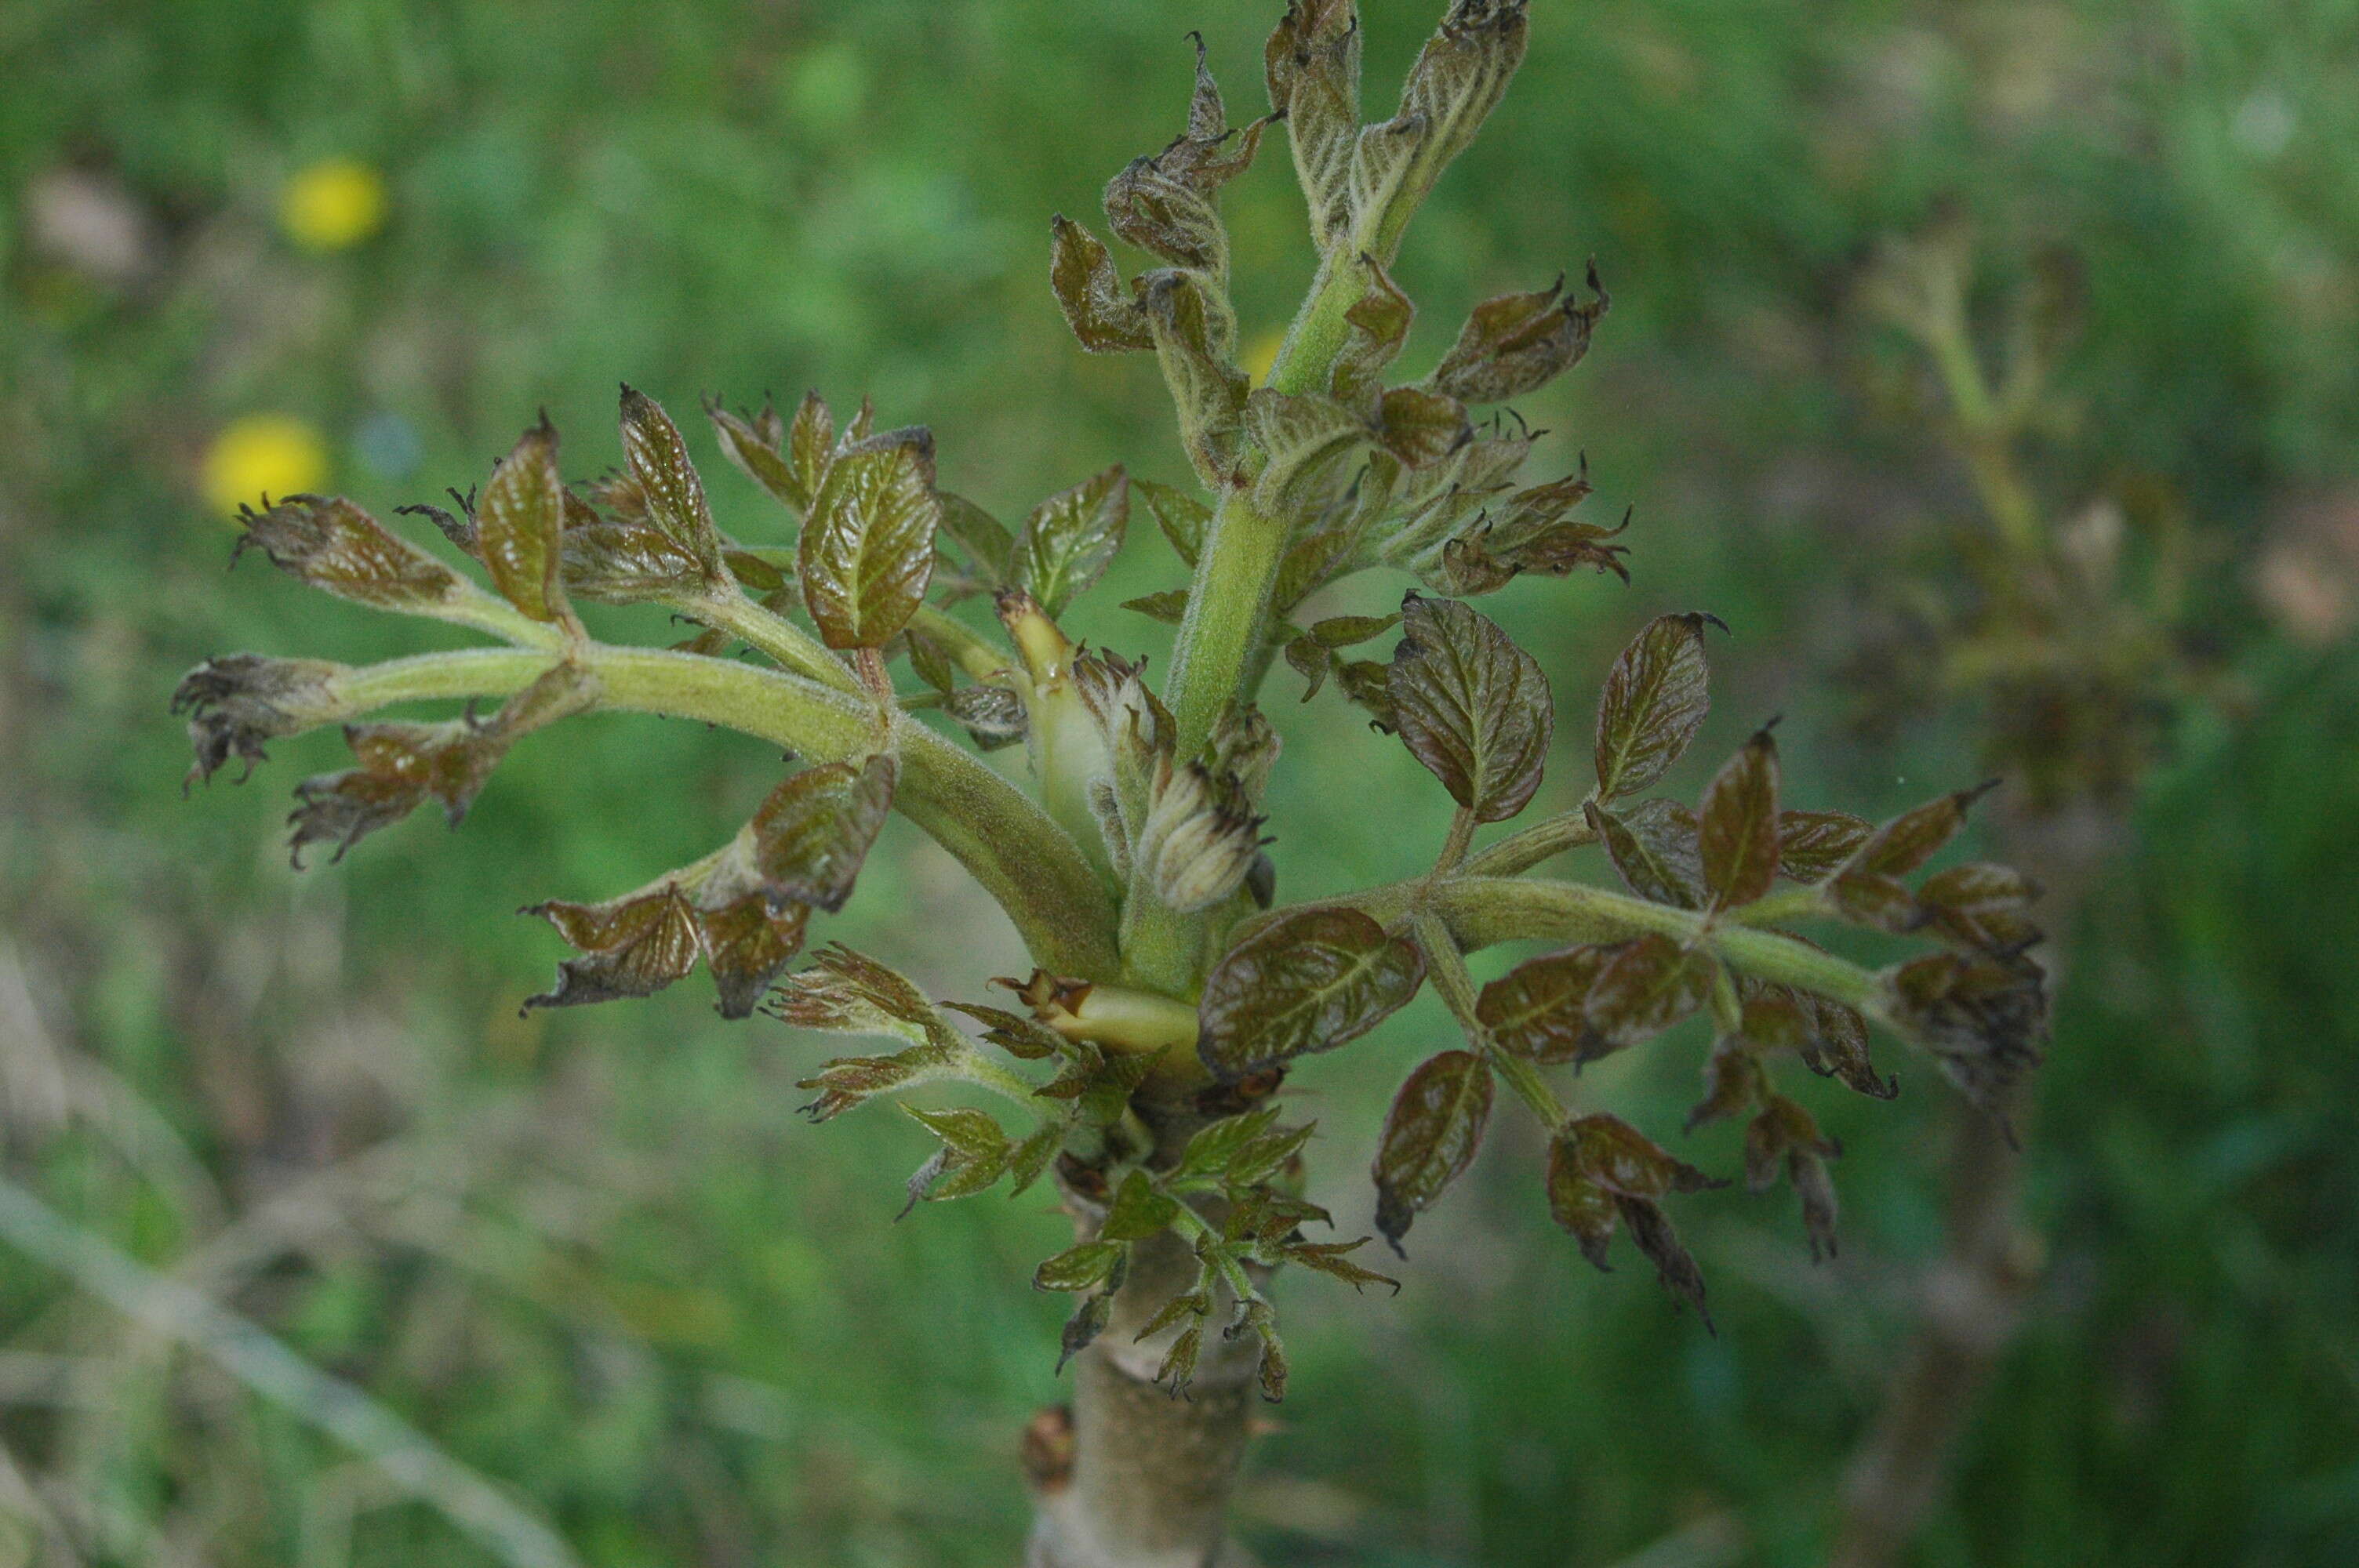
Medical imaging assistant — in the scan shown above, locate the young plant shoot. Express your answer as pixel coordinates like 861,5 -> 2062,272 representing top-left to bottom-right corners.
176,4 -> 2051,1562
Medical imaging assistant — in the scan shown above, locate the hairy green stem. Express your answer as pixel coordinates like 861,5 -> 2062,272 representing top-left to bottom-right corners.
326,647 -> 1118,977
1462,808 -> 1600,878
685,588 -> 861,692
1293,874 -> 1880,1009
1414,909 -> 1570,1130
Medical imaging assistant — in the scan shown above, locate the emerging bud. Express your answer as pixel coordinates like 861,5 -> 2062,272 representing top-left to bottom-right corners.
1137,760 -> 1263,913
1201,702 -> 1280,800
173,654 -> 351,789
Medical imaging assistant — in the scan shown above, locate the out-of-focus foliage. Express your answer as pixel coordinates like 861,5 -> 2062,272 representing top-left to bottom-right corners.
2,0 -> 2354,1564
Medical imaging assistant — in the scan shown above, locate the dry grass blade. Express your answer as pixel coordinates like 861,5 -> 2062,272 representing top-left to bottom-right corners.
0,1177 -> 582,1568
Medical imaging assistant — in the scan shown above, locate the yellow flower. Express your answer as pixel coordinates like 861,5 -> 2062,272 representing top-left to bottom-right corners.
280,158 -> 387,252
203,415 -> 329,517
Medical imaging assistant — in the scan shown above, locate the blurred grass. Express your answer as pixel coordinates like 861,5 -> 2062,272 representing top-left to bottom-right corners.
3,0 -> 2357,1564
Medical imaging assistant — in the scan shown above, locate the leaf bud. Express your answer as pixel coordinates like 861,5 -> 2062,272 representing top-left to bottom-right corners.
1137,759 -> 1263,913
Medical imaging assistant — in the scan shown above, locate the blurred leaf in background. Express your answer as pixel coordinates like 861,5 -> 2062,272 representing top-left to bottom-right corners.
2,0 -> 2355,1564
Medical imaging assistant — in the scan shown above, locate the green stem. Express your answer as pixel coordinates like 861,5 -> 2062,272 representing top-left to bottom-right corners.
907,604 -> 1018,684
325,647 -> 1118,977
1730,885 -> 1831,928
1163,252 -> 1369,759
684,588 -> 860,692
1293,873 -> 1879,1009
1462,807 -> 1599,878
1414,909 -> 1569,1131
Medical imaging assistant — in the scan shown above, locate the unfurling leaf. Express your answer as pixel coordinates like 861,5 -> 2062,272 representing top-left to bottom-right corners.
1375,386 -> 1471,469
173,655 -> 351,788
938,492 -> 1016,586
1140,268 -> 1250,485
943,683 -> 1028,750
748,756 -> 897,913
794,1039 -> 955,1123
697,895 -> 813,1021
1779,986 -> 1899,1101
1156,1325 -> 1204,1398
1878,950 -> 2048,1120
1699,726 -> 1781,911
1388,593 -> 1553,822
1594,612 -> 1720,800
769,944 -> 942,1043
1917,862 -> 2044,955
1842,780 -> 2001,879
561,481 -> 707,605
1123,590 -> 1190,625
1686,1035 -> 1768,1132
1554,1112 -> 1716,1204
786,391 -> 837,506
1136,477 -> 1211,566
1034,1240 -> 1126,1294
1477,945 -> 1615,1064
1332,255 -> 1414,407
1265,0 -> 1362,250
798,426 -> 942,648
617,387 -> 723,574
1015,466 -> 1129,615
1349,0 -> 1530,259
1281,1237 -> 1401,1294
474,416 -> 571,623
1744,1094 -> 1844,1261
707,400 -> 801,514
904,1103 -> 1011,1162
1776,809 -> 1873,883
1550,1112 -> 1725,1325
1058,1284 -> 1118,1372
1581,935 -> 1716,1062
1430,262 -> 1609,405
1588,798 -> 1704,909
1103,36 -> 1267,277
234,495 -> 467,611
1198,907 -> 1425,1079
1246,389 -> 1367,517
1050,215 -> 1155,353
523,884 -> 704,1012
1372,1049 -> 1493,1252
289,661 -> 598,867
1101,1170 -> 1182,1242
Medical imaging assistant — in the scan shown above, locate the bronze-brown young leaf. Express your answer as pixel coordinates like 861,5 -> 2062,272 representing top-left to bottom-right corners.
1581,935 -> 1716,1064
1587,798 -> 1704,909
1264,0 -> 1362,251
707,397 -> 809,514
1429,263 -> 1608,405
474,416 -> 570,624
1594,612 -> 1718,801
1776,809 -> 1872,883
234,495 -> 467,611
798,427 -> 942,649
618,386 -> 722,573
1198,907 -> 1426,1079
1698,725 -> 1781,910
1387,593 -> 1554,822
1049,216 -> 1154,353
1012,466 -> 1128,615
748,756 -> 898,913
1476,944 -> 1616,1064
1372,1049 -> 1493,1252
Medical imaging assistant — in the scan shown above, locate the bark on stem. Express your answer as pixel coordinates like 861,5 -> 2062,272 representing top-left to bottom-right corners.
1028,1228 -> 1260,1568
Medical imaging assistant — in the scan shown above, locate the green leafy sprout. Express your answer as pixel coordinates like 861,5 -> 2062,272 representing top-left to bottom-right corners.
174,0 -> 2048,1505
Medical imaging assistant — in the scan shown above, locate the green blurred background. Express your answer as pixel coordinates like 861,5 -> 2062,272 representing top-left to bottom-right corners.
4,0 -> 2357,1563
